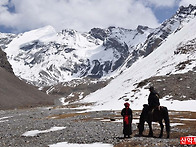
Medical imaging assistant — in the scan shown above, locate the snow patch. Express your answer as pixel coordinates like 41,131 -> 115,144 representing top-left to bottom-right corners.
170,123 -> 185,127
0,116 -> 13,123
22,126 -> 66,137
49,142 -> 113,147
174,118 -> 196,121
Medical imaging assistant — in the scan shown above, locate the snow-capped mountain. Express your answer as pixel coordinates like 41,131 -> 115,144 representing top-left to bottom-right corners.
1,5 -> 196,111
2,5 -> 196,88
80,5 -> 196,111
0,33 -> 16,50
2,25 -> 153,87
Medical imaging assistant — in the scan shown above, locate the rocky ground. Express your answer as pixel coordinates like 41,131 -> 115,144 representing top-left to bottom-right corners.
0,106 -> 196,147
136,71 -> 196,101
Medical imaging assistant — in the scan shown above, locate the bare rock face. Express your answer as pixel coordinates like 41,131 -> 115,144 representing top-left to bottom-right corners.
0,47 -> 13,74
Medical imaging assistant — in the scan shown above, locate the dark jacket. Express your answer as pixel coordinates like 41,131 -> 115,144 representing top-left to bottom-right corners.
148,89 -> 160,109
121,107 -> 133,136
121,108 -> 133,123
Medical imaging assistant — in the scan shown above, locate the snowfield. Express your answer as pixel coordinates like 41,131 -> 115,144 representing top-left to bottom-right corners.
80,17 -> 196,112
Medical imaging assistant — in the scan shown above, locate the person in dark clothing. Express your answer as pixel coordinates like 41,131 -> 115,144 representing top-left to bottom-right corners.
121,102 -> 133,138
148,86 -> 160,110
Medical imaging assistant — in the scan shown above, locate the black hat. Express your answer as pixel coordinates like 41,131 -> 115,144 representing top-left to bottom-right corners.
149,86 -> 154,91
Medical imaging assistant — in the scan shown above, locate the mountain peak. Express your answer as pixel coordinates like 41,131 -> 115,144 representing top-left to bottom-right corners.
89,28 -> 109,40
177,4 -> 196,16
21,25 -> 57,38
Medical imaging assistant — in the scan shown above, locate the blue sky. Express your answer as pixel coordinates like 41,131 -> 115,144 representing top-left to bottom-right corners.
0,0 -> 195,34
152,6 -> 179,23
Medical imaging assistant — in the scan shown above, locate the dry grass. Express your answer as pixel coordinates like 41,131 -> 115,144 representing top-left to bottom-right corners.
52,102 -> 94,109
47,112 -> 89,119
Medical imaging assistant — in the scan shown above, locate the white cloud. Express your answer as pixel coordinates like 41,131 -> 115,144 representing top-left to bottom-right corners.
179,0 -> 196,6
0,0 -> 9,13
0,0 -> 159,33
0,0 -> 8,5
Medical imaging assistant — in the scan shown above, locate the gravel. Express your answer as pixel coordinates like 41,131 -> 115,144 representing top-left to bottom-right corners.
0,107 -> 125,147
1,107 -> 193,147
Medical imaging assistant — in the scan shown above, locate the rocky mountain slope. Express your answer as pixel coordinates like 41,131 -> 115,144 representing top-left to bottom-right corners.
0,47 -> 56,110
0,47 -> 13,74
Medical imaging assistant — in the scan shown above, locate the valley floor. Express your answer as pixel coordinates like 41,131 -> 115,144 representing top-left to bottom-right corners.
0,107 -> 195,147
